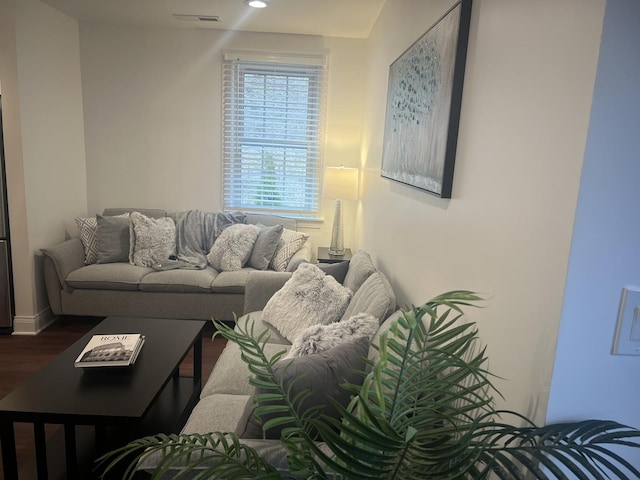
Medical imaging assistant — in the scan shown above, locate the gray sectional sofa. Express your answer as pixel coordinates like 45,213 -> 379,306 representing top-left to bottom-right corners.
141,250 -> 397,476
41,208 -> 311,322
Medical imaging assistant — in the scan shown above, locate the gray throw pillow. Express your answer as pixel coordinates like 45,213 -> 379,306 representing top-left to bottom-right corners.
95,214 -> 131,263
247,224 -> 284,270
317,261 -> 349,284
235,336 -> 369,440
75,214 -> 129,264
343,250 -> 377,293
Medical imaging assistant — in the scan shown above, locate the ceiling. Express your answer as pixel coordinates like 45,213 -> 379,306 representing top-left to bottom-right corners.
41,0 -> 386,39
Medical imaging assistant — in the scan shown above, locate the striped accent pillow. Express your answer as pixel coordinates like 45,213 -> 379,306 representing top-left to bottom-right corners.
269,229 -> 309,272
75,213 -> 129,265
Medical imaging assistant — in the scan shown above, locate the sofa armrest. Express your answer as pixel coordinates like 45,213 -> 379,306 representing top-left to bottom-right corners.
41,238 -> 85,290
43,257 -> 63,314
243,271 -> 292,315
285,238 -> 312,272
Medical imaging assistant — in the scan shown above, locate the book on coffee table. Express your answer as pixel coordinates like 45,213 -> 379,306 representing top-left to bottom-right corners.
74,333 -> 145,368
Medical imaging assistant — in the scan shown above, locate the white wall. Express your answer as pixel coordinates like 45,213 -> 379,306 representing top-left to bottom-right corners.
79,26 -> 366,250
359,0 -> 605,423
547,0 -> 640,466
0,0 -> 87,332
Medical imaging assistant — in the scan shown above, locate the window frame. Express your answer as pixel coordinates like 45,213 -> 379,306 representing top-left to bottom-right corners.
221,51 -> 328,218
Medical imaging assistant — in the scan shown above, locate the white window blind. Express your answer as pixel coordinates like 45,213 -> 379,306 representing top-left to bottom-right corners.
222,51 -> 327,217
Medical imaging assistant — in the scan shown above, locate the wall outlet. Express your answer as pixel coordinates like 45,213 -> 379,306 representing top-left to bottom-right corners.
612,287 -> 640,355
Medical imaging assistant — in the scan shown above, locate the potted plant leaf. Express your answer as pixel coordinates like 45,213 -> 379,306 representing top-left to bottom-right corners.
99,291 -> 640,479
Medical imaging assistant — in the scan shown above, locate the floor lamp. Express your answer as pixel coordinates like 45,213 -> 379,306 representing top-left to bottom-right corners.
324,166 -> 359,256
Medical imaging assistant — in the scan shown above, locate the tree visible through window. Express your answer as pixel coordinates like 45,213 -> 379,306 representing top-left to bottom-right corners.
222,53 -> 327,217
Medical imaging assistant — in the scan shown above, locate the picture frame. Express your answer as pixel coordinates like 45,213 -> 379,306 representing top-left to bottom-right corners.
380,0 -> 472,198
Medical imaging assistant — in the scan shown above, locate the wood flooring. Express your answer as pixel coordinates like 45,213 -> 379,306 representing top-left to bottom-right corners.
0,316 -> 227,480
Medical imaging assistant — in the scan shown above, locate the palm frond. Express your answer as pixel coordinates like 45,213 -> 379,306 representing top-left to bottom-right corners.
213,317 -> 327,477
467,413 -> 640,479
312,291 -> 640,480
98,291 -> 640,480
96,432 -> 280,480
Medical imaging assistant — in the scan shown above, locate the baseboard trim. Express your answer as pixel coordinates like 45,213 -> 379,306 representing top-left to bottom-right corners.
13,308 -> 56,335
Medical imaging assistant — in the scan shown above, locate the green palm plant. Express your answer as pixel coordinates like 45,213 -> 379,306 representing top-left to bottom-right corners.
99,291 -> 640,479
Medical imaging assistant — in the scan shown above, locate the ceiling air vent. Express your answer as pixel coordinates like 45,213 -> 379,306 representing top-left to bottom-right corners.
173,14 -> 221,23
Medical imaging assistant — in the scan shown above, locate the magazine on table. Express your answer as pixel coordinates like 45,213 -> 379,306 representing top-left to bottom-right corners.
74,333 -> 145,368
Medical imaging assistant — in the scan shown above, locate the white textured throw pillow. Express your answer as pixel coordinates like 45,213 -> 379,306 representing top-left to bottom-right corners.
207,224 -> 260,271
262,263 -> 352,342
129,212 -> 177,267
285,313 -> 379,358
269,229 -> 309,272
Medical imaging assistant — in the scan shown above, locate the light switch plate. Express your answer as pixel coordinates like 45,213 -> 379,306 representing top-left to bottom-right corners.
612,287 -> 640,355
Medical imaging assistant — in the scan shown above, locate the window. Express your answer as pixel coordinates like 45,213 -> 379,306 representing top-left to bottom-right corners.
222,52 -> 327,217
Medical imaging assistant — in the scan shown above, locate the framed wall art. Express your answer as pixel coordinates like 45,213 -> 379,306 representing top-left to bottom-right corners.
380,0 -> 472,198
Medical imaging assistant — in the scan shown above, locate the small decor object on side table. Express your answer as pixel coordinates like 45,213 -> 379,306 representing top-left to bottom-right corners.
317,247 -> 352,264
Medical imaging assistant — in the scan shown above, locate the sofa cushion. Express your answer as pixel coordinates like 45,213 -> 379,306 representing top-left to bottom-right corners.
236,336 -> 369,439
129,212 -> 177,268
343,250 -> 377,293
245,213 -> 297,231
285,312 -> 378,358
341,271 -> 396,323
247,224 -> 284,270
95,214 -> 132,264
102,207 -> 167,218
211,269 -> 253,294
235,311 -> 290,345
368,309 -> 404,363
139,267 -> 218,293
65,263 -> 152,291
262,263 -> 352,342
269,229 -> 309,272
201,342 -> 290,398
207,224 -> 260,272
181,393 -> 251,435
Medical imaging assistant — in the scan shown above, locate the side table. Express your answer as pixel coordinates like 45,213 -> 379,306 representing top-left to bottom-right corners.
317,247 -> 352,264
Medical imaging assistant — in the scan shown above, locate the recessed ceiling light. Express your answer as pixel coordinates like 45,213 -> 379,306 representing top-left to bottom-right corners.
246,0 -> 269,8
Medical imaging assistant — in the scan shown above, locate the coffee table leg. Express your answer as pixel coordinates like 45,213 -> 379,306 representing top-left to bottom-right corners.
34,422 -> 49,479
193,333 -> 202,384
95,424 -> 106,453
0,421 -> 18,479
64,423 -> 77,480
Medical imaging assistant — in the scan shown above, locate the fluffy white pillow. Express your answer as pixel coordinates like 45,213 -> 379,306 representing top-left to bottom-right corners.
269,229 -> 309,272
285,313 -> 379,358
129,212 -> 177,267
207,224 -> 260,271
262,263 -> 352,342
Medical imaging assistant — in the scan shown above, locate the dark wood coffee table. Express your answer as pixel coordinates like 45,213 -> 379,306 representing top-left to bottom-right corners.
0,316 -> 207,480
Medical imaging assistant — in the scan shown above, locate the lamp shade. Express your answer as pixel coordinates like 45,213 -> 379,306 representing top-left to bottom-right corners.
324,166 -> 359,200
